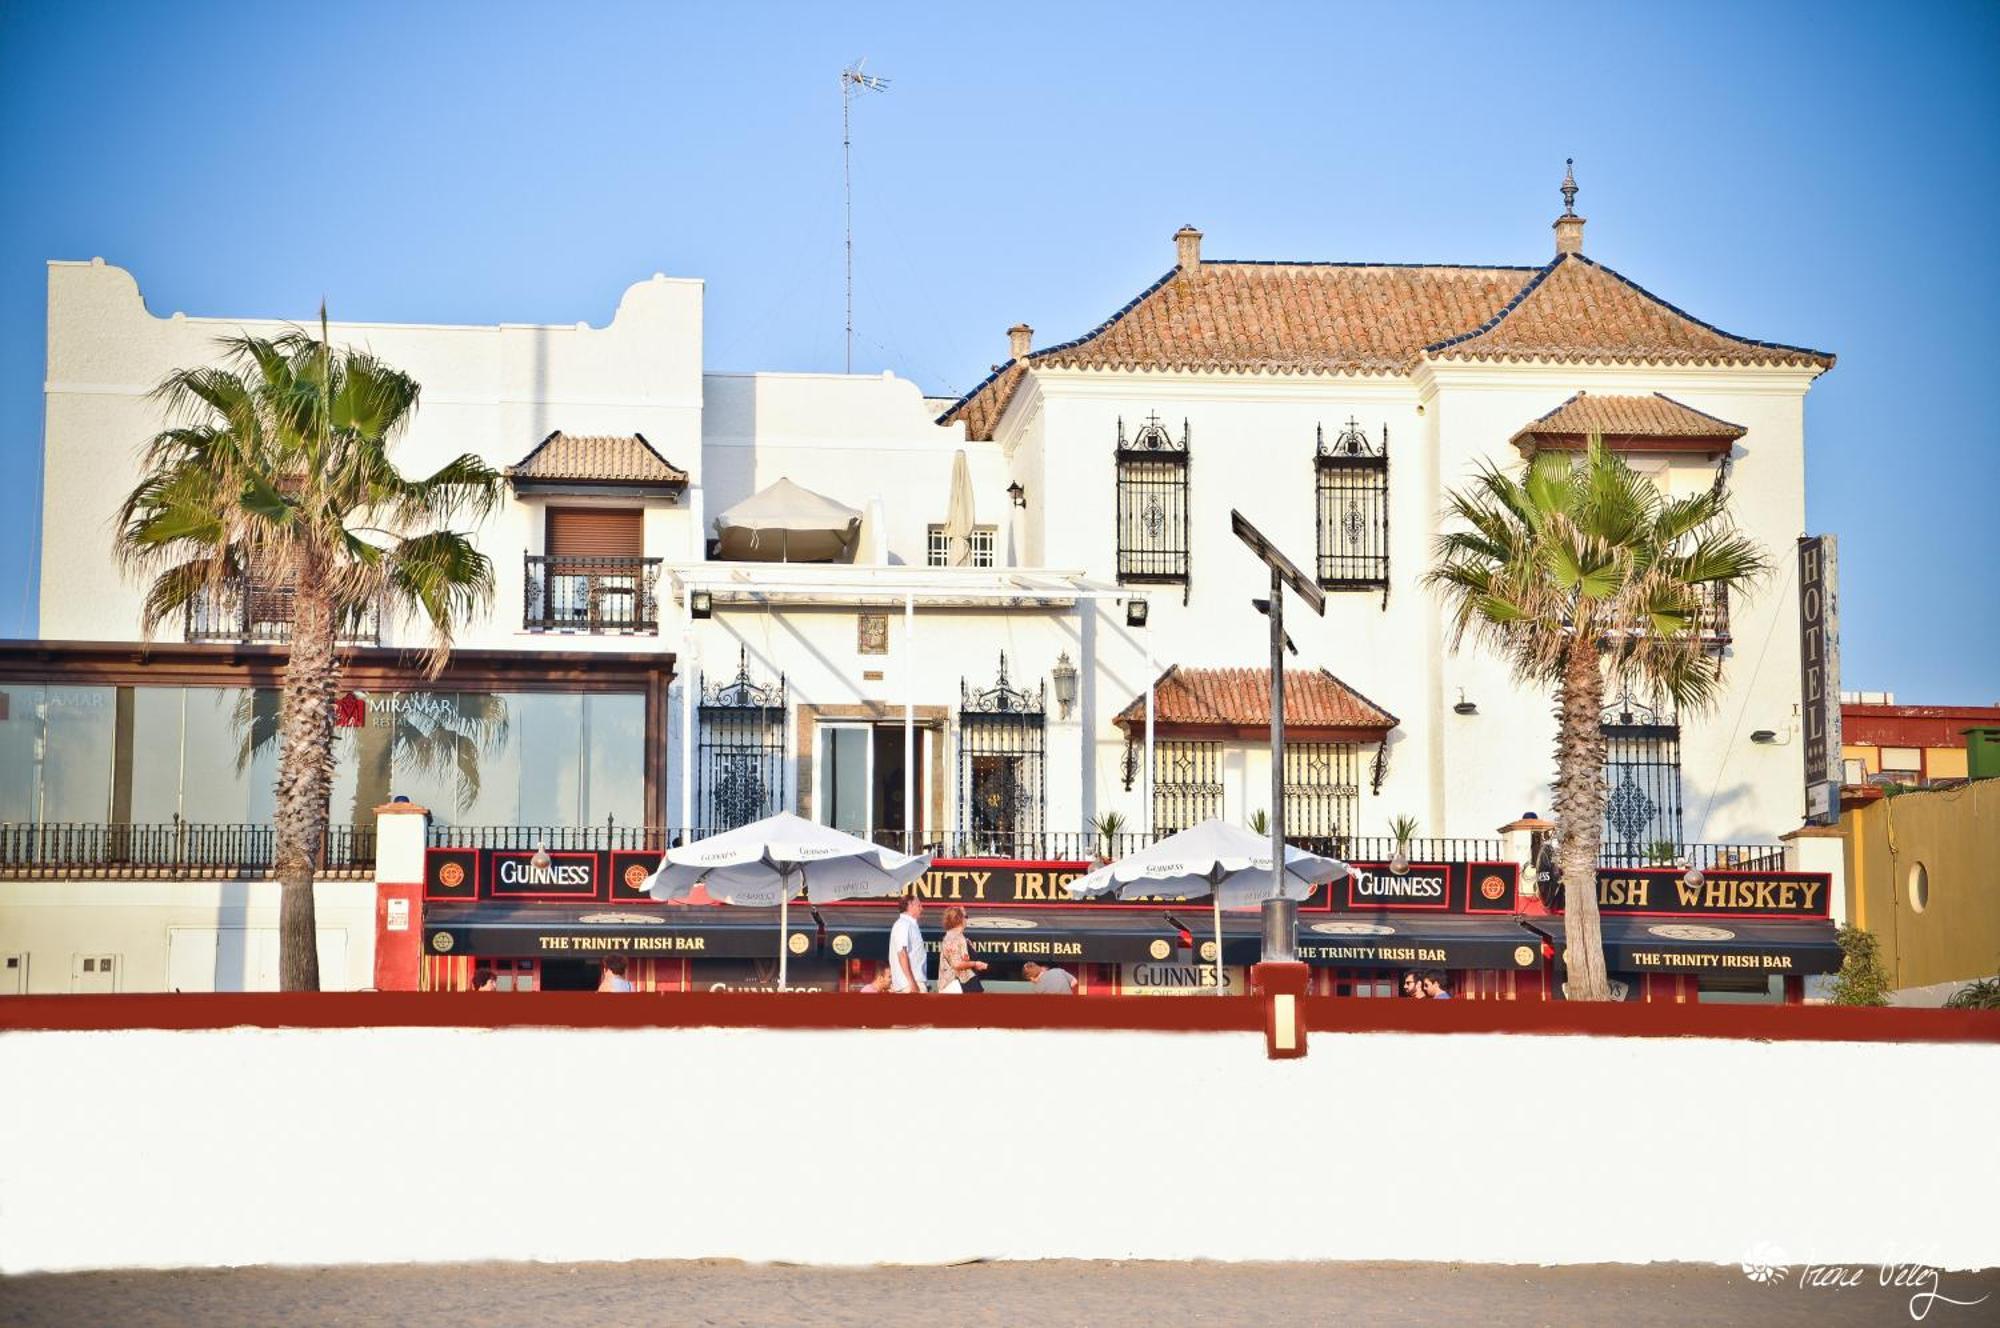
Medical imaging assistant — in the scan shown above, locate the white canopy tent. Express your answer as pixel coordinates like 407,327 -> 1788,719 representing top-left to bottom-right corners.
646,812 -> 934,988
1067,819 -> 1348,993
711,477 -> 862,563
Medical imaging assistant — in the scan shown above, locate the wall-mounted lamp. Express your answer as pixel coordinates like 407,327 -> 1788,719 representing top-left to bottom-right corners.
1050,651 -> 1079,720
530,843 -> 553,872
1681,862 -> 1705,889
689,590 -> 713,620
1007,482 -> 1027,509
1750,729 -> 1778,744
1126,598 -> 1149,628
1454,688 -> 1479,716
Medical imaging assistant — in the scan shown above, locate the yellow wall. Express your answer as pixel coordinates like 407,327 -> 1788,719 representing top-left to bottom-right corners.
1842,744 -> 1970,780
1842,778 -> 2000,988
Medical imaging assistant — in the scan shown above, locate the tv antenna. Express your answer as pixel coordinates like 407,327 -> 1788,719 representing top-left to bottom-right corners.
840,60 -> 890,373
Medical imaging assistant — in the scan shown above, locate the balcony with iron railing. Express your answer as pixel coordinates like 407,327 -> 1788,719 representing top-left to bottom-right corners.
185,577 -> 381,645
524,555 -> 660,633
0,820 -> 1789,879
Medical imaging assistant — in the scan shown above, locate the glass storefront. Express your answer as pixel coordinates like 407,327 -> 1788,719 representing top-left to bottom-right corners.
0,683 -> 646,828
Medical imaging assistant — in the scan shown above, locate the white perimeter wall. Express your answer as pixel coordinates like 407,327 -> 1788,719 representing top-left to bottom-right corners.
1,1024 -> 1993,1273
0,880 -> 376,993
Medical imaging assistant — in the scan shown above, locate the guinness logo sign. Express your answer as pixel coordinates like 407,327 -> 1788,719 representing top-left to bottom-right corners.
832,934 -> 853,957
1480,874 -> 1506,901
1513,945 -> 1536,967
1198,940 -> 1217,962
1148,939 -> 1171,960
438,862 -> 465,889
623,863 -> 650,890
788,932 -> 810,955
431,931 -> 454,953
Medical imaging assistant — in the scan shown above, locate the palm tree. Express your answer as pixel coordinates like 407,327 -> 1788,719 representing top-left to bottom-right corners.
1426,439 -> 1766,1000
116,320 -> 502,989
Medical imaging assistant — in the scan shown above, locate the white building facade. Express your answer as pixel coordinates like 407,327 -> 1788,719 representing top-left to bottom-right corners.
3,190 -> 1834,990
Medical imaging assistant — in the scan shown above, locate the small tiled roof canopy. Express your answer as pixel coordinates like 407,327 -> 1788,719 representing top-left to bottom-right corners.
506,432 -> 689,488
1511,391 -> 1748,459
939,252 -> 1833,442
1115,666 -> 1399,741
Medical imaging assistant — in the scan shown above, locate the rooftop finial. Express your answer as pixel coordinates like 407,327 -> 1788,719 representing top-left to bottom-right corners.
1560,158 -> 1579,217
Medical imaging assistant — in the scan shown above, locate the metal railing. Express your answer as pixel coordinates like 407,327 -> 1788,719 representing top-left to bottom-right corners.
185,577 -> 381,645
0,821 -> 377,879
0,821 -> 1790,879
1598,841 -> 1787,871
523,555 -> 660,633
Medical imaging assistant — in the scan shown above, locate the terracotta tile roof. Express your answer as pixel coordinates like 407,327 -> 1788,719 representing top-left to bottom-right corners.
938,254 -> 1833,441
1428,255 -> 1834,371
1511,392 -> 1748,447
506,432 -> 688,486
1114,666 -> 1398,736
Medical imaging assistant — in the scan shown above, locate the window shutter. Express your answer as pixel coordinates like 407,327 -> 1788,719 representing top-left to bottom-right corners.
547,508 -> 643,558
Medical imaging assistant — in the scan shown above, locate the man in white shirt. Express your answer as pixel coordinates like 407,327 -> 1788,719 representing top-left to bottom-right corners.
888,896 -> 927,993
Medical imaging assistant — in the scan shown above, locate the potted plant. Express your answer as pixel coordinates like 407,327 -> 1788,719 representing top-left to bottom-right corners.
1388,814 -> 1419,875
1091,810 -> 1127,866
1247,809 -> 1269,836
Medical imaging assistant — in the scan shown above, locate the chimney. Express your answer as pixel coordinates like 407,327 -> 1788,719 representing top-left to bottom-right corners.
1007,323 -> 1033,362
1174,225 -> 1203,274
1553,158 -> 1584,256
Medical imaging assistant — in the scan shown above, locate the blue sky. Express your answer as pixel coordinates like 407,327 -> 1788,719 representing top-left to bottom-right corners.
1,1 -> 1995,699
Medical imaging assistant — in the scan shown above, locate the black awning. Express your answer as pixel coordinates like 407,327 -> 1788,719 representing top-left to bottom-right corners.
424,903 -> 816,961
816,906 -> 1187,966
1189,912 -> 1543,971
1526,914 -> 1843,976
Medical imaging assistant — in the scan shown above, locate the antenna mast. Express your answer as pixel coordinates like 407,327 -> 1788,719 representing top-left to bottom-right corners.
840,60 -> 889,373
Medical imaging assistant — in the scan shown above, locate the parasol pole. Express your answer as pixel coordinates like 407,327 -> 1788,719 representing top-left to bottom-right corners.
778,862 -> 796,990
1211,867 -> 1225,996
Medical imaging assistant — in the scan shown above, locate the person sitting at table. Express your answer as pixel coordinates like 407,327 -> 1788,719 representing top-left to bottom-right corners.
1021,960 -> 1077,994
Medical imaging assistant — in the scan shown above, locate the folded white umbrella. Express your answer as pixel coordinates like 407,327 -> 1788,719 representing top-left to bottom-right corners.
944,450 -> 977,567
1067,819 -> 1348,994
646,812 -> 934,988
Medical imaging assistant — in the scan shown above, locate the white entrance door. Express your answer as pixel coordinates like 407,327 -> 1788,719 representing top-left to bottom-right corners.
2,954 -> 26,995
169,927 -> 352,991
71,954 -> 118,993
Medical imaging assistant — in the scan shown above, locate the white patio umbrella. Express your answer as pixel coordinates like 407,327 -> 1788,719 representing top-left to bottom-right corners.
1067,819 -> 1348,995
712,478 -> 862,563
944,450 -> 977,566
645,811 -> 934,988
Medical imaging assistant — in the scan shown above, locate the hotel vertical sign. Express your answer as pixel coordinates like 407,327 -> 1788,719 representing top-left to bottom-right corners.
1797,535 -> 1842,825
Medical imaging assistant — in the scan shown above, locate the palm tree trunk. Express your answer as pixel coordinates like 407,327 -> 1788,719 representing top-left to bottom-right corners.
273,566 -> 338,991
1553,639 -> 1613,1001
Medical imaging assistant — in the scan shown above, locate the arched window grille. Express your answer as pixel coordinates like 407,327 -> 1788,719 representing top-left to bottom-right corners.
1600,691 -> 1683,864
1314,418 -> 1389,596
697,648 -> 786,833
1116,413 -> 1190,591
957,653 -> 1046,858
1283,742 -> 1362,840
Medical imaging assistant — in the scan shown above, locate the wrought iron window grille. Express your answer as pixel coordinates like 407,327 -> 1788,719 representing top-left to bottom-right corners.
1314,417 -> 1390,606
1600,689 -> 1684,858
957,652 -> 1047,858
697,647 -> 787,832
1152,740 -> 1223,834
1115,412 -> 1191,603
1282,742 -> 1362,840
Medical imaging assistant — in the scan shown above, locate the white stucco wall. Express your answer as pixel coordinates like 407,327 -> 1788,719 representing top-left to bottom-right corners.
1,1023 -> 1992,1272
0,879 -> 377,993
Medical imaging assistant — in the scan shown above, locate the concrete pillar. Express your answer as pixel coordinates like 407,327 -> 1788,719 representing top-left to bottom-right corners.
372,802 -> 429,991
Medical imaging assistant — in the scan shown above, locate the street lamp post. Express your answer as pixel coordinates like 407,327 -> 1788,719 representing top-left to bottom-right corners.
1231,510 -> 1326,963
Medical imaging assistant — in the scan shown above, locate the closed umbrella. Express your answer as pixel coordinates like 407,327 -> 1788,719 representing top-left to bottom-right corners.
944,450 -> 977,567
712,478 -> 862,563
646,811 -> 934,988
1067,819 -> 1348,994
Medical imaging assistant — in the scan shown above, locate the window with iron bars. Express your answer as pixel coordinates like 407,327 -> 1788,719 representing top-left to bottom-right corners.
1600,692 -> 1684,863
957,654 -> 1046,858
1116,413 -> 1190,588
697,650 -> 787,832
1282,743 -> 1361,840
1314,418 -> 1389,593
925,525 -> 996,568
1152,740 -> 1222,834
